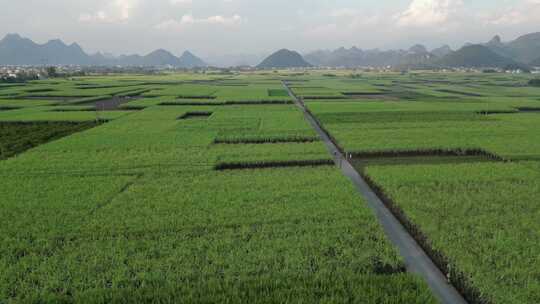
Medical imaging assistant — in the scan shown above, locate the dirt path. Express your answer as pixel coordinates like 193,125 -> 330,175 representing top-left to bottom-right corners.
282,81 -> 467,304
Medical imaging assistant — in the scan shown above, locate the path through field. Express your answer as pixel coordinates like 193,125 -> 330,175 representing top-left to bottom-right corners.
283,81 -> 467,304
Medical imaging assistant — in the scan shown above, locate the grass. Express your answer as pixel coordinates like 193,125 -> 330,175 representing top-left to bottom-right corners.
0,121 -> 99,160
364,162 -> 540,304
4,70 -> 540,303
0,123 -> 435,303
296,71 -> 540,303
304,101 -> 540,160
0,74 -> 437,302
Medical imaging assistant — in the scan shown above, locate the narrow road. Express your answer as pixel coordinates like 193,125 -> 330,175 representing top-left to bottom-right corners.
283,81 -> 467,304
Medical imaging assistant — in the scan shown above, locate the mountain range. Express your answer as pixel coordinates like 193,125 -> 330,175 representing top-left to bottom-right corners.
304,44 -> 437,68
2,32 -> 540,69
304,32 -> 540,69
0,34 -> 207,68
435,45 -> 520,69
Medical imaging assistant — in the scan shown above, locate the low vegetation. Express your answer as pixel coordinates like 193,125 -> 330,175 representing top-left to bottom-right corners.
0,121 -> 98,160
290,71 -> 540,303
364,163 -> 540,303
0,73 -> 437,303
529,78 -> 540,87
2,70 -> 540,303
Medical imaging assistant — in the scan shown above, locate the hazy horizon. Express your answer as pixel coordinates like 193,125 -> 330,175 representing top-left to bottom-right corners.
1,0 -> 540,59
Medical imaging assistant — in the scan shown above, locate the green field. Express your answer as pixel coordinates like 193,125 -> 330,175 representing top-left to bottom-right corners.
290,71 -> 540,303
1,71 -> 539,303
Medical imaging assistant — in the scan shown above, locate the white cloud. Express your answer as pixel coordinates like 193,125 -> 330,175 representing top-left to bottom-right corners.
9,0 -> 540,56
79,11 -> 108,22
79,0 -> 137,24
482,0 -> 540,26
396,0 -> 463,27
155,14 -> 242,31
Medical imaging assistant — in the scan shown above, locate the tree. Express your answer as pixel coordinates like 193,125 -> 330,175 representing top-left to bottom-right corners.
504,63 -> 530,73
46,66 -> 57,78
529,79 -> 540,87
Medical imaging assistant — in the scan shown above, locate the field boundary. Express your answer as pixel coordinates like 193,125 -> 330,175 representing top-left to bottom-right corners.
177,112 -> 213,120
0,106 -> 21,111
350,149 -> 505,162
362,174 -> 491,304
214,159 -> 334,170
435,89 -> 484,97
160,100 -> 292,106
477,107 -> 540,115
0,119 -> 111,123
213,137 -> 320,144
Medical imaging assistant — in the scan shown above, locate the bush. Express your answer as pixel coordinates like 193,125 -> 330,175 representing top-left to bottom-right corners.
529,79 -> 540,87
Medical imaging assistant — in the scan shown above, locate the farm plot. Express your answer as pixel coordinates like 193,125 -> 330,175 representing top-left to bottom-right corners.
364,162 -> 540,304
211,142 -> 332,169
0,73 -> 438,303
0,121 -> 99,160
0,107 -> 133,122
0,167 -> 435,303
0,107 -> 218,175
211,105 -> 320,144
305,100 -> 540,160
297,72 -> 540,303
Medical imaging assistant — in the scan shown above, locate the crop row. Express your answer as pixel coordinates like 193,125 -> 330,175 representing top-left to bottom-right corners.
1,167 -> 437,302
364,162 -> 540,304
0,121 -> 99,160
298,72 -> 540,303
0,75 -> 440,302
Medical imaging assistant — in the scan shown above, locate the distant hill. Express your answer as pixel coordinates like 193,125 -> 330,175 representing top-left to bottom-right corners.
0,34 -> 92,65
116,49 -> 181,66
178,51 -> 207,68
304,45 -> 436,68
505,32 -> 540,64
303,31 -> 540,68
484,33 -> 540,64
305,47 -> 365,67
484,35 -> 509,58
400,44 -> 436,67
257,49 -> 312,68
436,45 -> 517,68
141,49 -> 183,66
0,33 -> 206,68
431,45 -> 453,58
408,44 -> 428,54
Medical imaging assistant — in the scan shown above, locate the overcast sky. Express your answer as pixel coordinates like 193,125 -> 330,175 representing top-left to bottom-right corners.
1,0 -> 540,57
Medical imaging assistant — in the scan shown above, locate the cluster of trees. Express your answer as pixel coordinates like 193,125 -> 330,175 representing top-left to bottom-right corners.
529,79 -> 540,87
503,63 -> 531,73
0,71 -> 39,83
47,67 -> 88,78
0,67 -> 63,83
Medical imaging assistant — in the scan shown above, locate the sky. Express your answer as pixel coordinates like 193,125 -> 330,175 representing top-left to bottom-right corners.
1,0 -> 540,59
